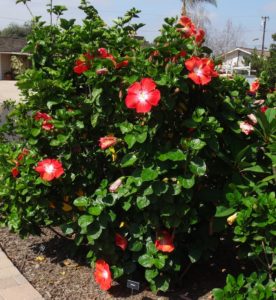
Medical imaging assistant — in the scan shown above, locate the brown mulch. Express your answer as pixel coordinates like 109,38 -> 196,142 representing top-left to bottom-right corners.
0,227 -> 245,300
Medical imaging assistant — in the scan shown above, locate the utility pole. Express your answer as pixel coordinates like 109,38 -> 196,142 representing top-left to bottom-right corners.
261,16 -> 269,56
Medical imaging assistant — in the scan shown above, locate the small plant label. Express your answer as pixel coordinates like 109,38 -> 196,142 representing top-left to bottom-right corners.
127,279 -> 140,291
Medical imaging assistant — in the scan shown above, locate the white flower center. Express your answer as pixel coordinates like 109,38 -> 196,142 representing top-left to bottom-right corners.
194,67 -> 203,76
45,164 -> 54,174
102,270 -> 109,279
138,91 -> 149,103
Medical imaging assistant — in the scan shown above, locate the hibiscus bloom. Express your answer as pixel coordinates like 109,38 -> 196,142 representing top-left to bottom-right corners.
17,148 -> 29,161
240,121 -> 254,135
94,260 -> 112,291
96,68 -> 108,75
115,60 -> 129,69
247,114 -> 257,125
34,112 -> 54,131
115,233 -> 128,251
98,48 -> 116,65
195,28 -> 205,45
109,178 -> 123,192
73,59 -> 89,75
178,16 -> 196,38
35,159 -> 64,181
185,56 -> 217,85
155,230 -> 175,253
125,78 -> 161,113
249,80 -> 260,93
99,136 -> 117,150
260,106 -> 268,113
11,167 -> 19,178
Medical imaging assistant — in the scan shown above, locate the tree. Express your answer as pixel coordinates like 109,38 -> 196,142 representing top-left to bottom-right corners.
267,33 -> 276,87
0,22 -> 32,38
205,20 -> 245,55
181,0 -> 217,16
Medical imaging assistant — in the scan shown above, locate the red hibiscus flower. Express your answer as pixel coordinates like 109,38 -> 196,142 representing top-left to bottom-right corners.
35,159 -> 64,181
116,60 -> 129,69
240,121 -> 254,135
98,48 -> 116,65
11,167 -> 19,178
178,16 -> 196,38
185,56 -> 217,85
260,106 -> 268,113
34,112 -> 54,131
18,148 -> 29,161
99,136 -> 117,150
195,28 -> 205,45
115,233 -> 128,251
125,78 -> 161,113
73,59 -> 89,75
73,52 -> 93,75
250,80 -> 260,93
94,260 -> 112,291
155,230 -> 175,253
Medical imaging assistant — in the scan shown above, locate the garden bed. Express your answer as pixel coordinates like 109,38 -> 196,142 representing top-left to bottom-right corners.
0,227 -> 246,299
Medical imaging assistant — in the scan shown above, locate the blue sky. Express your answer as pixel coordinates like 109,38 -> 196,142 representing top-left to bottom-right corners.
0,0 -> 275,49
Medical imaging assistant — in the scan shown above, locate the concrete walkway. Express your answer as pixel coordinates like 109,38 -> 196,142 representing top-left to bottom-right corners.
0,248 -> 43,300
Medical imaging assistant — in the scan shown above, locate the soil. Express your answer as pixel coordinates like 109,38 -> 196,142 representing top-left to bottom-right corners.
0,227 -> 247,300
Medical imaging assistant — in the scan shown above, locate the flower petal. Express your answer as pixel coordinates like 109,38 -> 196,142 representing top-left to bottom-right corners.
147,89 -> 161,106
140,78 -> 156,92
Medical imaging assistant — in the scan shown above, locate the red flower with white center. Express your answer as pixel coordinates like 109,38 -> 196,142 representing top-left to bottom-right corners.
155,230 -> 175,253
240,121 -> 254,135
185,56 -> 216,85
249,80 -> 260,93
116,60 -> 129,69
178,16 -> 196,38
125,78 -> 161,113
34,112 -> 54,131
94,260 -> 112,291
96,68 -> 108,75
115,233 -> 128,251
109,178 -> 123,193
35,159 -> 64,181
99,136 -> 117,150
195,28 -> 205,45
11,167 -> 19,178
247,114 -> 257,125
260,106 -> 268,113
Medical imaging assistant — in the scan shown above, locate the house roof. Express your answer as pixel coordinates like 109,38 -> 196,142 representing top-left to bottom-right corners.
220,47 -> 270,58
0,37 -> 27,54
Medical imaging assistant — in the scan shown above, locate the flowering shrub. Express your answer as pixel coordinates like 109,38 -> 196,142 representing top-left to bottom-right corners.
0,0 -> 275,293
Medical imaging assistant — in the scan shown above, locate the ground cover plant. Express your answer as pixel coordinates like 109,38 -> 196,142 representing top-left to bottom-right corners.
0,0 -> 275,296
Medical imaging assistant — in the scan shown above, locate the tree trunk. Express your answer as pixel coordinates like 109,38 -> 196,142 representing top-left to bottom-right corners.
181,0 -> 187,16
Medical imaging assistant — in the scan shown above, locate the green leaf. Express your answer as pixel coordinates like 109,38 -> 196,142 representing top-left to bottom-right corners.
145,269 -> 159,282
158,149 -> 186,161
188,247 -> 202,263
78,215 -> 93,228
73,197 -> 89,207
215,206 -> 236,217
242,165 -> 267,173
189,158 -> 206,176
212,288 -> 224,299
136,132 -> 147,143
119,121 -> 133,134
154,254 -> 166,269
137,196 -> 150,209
190,139 -> 206,151
111,266 -> 124,279
60,223 -> 74,235
138,254 -> 155,268
50,139 -> 61,147
88,205 -> 102,216
129,240 -> 143,252
31,127 -> 41,137
141,168 -> 158,181
90,113 -> 99,128
124,134 -> 136,148
87,223 -> 102,240
178,175 -> 195,189
121,153 -> 138,167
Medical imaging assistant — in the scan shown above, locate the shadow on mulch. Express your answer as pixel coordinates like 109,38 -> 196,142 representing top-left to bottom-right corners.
32,231 -> 251,300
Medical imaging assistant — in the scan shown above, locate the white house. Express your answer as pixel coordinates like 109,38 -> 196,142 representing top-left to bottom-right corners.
0,37 -> 30,80
220,47 -> 270,75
